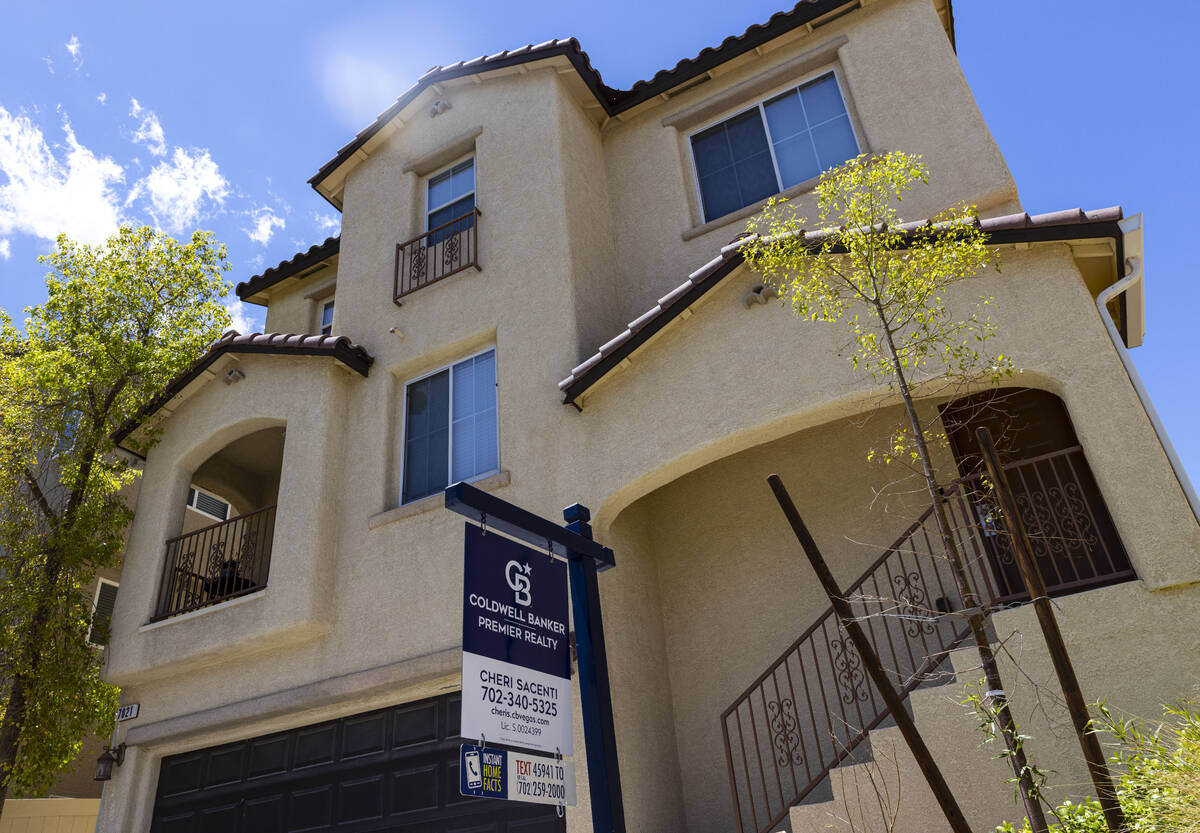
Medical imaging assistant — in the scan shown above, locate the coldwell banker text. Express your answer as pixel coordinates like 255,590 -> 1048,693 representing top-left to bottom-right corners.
468,592 -> 567,650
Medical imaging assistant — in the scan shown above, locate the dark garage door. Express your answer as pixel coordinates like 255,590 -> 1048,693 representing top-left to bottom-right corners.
150,693 -> 565,833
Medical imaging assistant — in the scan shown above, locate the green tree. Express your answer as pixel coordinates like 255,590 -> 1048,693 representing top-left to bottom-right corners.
0,225 -> 231,810
742,151 -> 1055,831
999,701 -> 1200,833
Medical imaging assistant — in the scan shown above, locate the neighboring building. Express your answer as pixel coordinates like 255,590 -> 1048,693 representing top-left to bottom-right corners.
96,2 -> 1200,832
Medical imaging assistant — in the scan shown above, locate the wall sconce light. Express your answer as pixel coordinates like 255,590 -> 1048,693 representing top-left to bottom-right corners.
94,743 -> 126,781
223,367 -> 246,385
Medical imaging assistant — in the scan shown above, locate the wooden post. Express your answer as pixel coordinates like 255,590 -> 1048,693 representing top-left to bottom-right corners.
768,475 -> 974,833
974,428 -> 1126,833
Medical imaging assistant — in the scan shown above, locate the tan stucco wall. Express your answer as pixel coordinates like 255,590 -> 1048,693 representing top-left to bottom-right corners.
597,0 -> 1018,327
260,260 -> 337,336
96,1 -> 1198,830
791,580 -> 1200,833
618,405 -> 958,833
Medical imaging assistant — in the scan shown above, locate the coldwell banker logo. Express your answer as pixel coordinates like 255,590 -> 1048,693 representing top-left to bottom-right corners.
505,560 -> 532,607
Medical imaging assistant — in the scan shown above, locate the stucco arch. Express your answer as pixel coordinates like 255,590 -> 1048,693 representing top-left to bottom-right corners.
593,368 -> 1070,536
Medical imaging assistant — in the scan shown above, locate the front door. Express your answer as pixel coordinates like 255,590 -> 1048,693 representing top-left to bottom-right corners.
940,388 -> 1134,604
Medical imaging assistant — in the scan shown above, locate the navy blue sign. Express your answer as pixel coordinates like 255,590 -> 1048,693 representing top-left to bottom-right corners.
462,524 -> 569,678
461,524 -> 573,754
461,744 -> 507,799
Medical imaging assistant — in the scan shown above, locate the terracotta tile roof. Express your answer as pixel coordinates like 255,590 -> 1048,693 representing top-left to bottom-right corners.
557,206 -> 1125,406
310,0 -> 860,196
236,236 -> 340,304
112,330 -> 373,449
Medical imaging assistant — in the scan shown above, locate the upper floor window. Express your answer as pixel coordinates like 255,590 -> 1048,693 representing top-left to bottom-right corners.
89,579 -> 119,646
690,73 -> 858,222
427,158 -> 476,237
402,349 -> 497,504
187,485 -> 230,522
320,298 -> 335,336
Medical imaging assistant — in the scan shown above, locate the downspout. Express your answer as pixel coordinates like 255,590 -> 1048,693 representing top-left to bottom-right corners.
1096,215 -> 1200,526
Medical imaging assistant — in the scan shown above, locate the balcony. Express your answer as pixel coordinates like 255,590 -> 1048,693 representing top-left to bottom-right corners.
393,209 -> 480,304
152,426 -> 284,622
152,505 -> 276,620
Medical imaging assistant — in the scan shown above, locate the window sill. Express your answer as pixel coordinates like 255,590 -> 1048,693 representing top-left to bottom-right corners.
139,588 -> 267,632
369,470 -> 511,530
681,175 -> 823,242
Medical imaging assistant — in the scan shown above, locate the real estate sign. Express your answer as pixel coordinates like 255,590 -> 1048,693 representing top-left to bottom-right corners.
459,743 -> 577,806
460,524 -> 573,755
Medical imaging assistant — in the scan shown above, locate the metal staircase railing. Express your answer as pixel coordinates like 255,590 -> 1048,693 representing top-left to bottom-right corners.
721,447 -> 1133,833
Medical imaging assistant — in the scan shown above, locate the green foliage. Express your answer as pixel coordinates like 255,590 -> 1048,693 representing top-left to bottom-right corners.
0,225 -> 231,797
742,151 -> 1012,464
997,702 -> 1200,833
962,679 -> 1053,809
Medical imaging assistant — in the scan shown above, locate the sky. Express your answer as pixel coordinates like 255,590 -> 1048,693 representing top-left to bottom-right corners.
1,1 -> 1196,481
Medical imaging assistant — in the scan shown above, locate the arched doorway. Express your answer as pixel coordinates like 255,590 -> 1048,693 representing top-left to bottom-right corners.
940,388 -> 1135,603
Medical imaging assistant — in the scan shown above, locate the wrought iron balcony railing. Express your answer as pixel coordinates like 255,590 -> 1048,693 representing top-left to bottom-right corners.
152,504 -> 276,621
393,209 -> 480,304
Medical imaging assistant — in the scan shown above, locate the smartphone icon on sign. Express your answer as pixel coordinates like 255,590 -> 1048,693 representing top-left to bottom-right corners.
465,750 -> 483,790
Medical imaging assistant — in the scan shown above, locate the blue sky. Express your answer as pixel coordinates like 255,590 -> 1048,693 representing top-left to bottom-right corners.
1,1 -> 1196,481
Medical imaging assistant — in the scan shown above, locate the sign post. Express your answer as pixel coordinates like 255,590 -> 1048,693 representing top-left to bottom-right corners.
446,482 -> 626,833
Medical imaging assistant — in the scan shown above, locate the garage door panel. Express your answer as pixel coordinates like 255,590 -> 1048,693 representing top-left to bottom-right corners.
154,812 -> 195,833
207,745 -> 246,787
159,751 -> 206,798
507,816 -> 566,833
199,801 -> 240,831
242,793 -> 284,833
248,735 -> 290,780
295,725 -> 338,770
388,764 -> 439,815
392,703 -> 439,748
343,713 -> 388,760
151,693 -> 563,833
339,773 -> 384,823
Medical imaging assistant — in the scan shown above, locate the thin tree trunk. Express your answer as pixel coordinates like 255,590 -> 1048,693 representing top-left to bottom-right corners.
874,301 -> 1050,833
0,550 -> 64,816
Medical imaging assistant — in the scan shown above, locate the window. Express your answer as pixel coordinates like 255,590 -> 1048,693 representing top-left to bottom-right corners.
89,579 -> 119,646
320,298 -> 335,336
690,72 -> 858,221
187,485 -> 231,522
426,158 -> 476,242
402,349 -> 498,504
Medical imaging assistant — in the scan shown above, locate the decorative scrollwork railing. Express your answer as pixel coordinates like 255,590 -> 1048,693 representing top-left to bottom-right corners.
722,446 -> 1133,833
153,504 -> 276,621
393,209 -> 481,304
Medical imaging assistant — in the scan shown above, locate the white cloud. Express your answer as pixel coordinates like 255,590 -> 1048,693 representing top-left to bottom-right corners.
129,98 -> 166,157
313,211 -> 340,235
223,296 -> 260,335
245,207 -> 285,245
96,92 -> 107,105
65,35 -> 82,69
128,147 -> 228,234
0,107 -> 125,246
0,240 -> 10,260
42,56 -> 54,75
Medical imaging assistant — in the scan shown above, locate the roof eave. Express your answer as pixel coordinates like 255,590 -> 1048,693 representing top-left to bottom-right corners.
236,237 -> 341,304
112,334 -> 372,451
307,1 -> 871,197
560,208 -> 1127,407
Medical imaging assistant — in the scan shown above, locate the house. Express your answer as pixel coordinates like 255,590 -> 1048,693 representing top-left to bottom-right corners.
96,1 -> 1200,831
